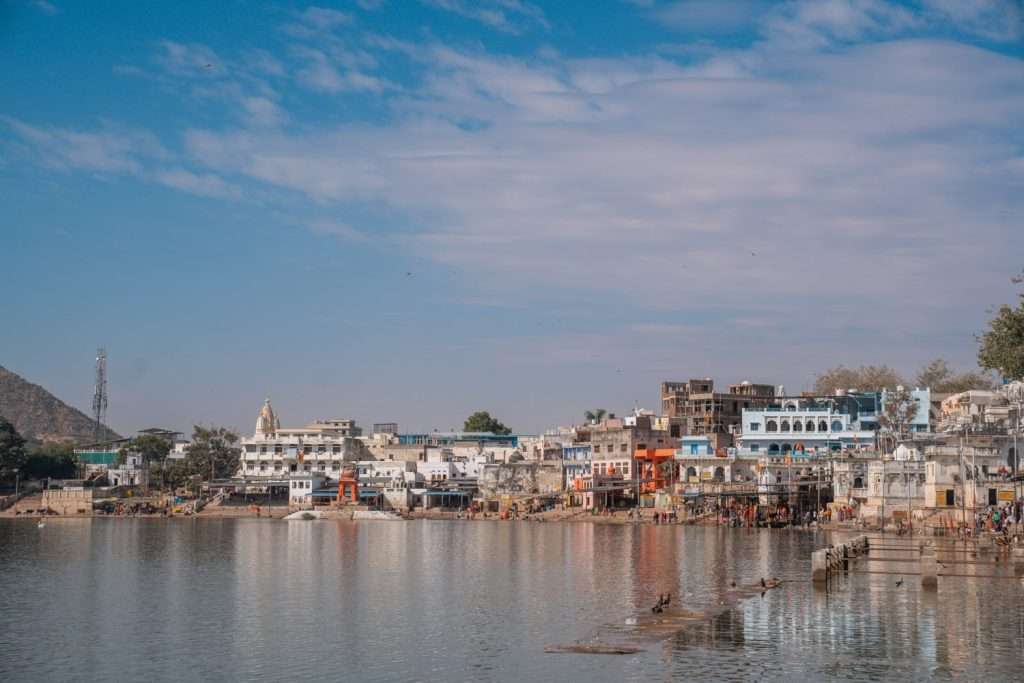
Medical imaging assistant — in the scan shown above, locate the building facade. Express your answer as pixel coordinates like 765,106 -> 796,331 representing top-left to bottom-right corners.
238,399 -> 370,479
661,378 -> 775,443
738,397 -> 877,456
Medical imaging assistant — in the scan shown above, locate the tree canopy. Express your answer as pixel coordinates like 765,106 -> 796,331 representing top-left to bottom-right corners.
915,358 -> 995,394
978,272 -> 1024,382
163,426 -> 241,488
0,417 -> 27,482
815,359 -> 996,396
584,409 -> 607,424
130,434 -> 173,464
463,411 -> 511,435
813,365 -> 905,394
21,441 -> 77,480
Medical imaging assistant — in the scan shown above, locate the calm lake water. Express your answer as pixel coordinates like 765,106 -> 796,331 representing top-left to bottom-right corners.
1,519 -> 1023,682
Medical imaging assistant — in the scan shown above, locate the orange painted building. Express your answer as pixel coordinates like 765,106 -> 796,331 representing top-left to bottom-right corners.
634,448 -> 677,493
337,466 -> 359,505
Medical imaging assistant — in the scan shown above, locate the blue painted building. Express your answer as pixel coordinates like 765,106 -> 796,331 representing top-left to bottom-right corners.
397,432 -> 520,447
562,444 -> 592,480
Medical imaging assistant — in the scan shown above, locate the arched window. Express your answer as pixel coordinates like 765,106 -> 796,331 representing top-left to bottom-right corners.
819,420 -> 828,432
793,421 -> 803,432
768,443 -> 780,454
766,420 -> 778,432
780,421 -> 791,432
786,403 -> 797,411
781,443 -> 792,454
853,476 -> 863,489
794,442 -> 805,453
806,420 -> 815,432
714,466 -> 725,482
686,466 -> 697,479
831,420 -> 843,432
775,474 -> 783,484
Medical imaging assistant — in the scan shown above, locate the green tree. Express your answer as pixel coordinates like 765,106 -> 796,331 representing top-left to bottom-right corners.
180,426 -> 241,482
0,417 -> 28,483
814,365 -> 905,394
130,434 -> 173,464
21,441 -> 78,480
583,409 -> 607,424
978,272 -> 1024,381
915,358 -> 995,393
463,411 -> 512,435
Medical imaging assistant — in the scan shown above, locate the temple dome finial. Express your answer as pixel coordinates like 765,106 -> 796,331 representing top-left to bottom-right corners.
256,397 -> 277,436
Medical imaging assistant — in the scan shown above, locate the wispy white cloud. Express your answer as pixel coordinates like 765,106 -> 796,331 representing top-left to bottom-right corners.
154,169 -> 241,199
31,0 -> 58,15
3,117 -> 168,174
419,0 -> 549,34
174,32 -> 1024,342
654,0 -> 772,33
299,6 -> 352,30
241,96 -> 286,127
293,46 -> 388,93
156,40 -> 224,77
10,1 -> 1024,377
920,0 -> 1024,41
242,48 -> 286,77
762,0 -> 923,48
308,219 -> 370,241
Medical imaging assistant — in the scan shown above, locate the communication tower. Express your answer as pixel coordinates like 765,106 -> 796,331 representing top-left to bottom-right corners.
92,348 -> 108,442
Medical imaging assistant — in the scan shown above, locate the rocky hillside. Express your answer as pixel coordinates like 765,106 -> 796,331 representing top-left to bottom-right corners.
0,365 -> 121,444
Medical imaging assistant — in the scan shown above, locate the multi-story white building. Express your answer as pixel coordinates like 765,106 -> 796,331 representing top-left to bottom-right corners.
738,398 -> 877,456
238,399 -> 371,480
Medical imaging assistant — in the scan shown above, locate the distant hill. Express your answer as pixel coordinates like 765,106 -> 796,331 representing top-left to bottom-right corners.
0,365 -> 121,444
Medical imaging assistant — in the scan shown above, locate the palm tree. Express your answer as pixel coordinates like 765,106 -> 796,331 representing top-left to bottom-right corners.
584,409 -> 607,424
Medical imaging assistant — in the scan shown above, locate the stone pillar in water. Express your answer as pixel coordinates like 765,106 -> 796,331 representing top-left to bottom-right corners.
812,549 -> 829,585
921,550 -> 938,590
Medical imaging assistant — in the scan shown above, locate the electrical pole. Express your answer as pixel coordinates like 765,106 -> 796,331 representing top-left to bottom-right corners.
880,458 -> 885,533
959,431 -> 967,538
906,459 -> 912,536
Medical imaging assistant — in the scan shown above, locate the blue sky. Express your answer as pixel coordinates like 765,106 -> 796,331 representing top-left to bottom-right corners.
2,0 -> 1023,436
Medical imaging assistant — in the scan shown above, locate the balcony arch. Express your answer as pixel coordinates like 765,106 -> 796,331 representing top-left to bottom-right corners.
766,420 -> 778,432
805,420 -> 816,432
768,443 -> 780,454
780,421 -> 791,432
781,443 -> 792,454
793,421 -> 803,432
819,420 -> 828,432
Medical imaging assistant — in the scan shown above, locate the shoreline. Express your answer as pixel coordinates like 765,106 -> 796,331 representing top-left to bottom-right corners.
2,507 -> 865,530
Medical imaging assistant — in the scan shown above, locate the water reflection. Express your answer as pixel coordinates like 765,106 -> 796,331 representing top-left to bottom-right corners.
1,520 -> 1023,682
